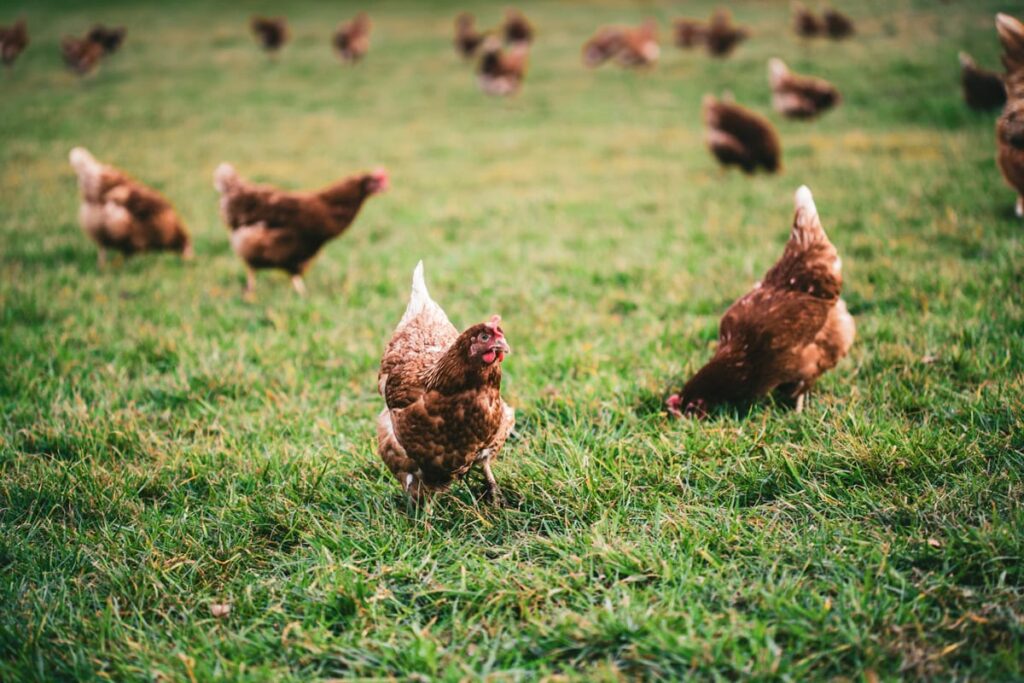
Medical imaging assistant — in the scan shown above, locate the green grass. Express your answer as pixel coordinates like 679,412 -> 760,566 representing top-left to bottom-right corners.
2,0 -> 1023,679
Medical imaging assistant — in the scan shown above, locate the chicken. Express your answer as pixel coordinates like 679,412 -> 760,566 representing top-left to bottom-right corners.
768,58 -> 841,120
959,52 -> 1006,111
61,35 -> 105,76
823,9 -> 854,39
996,13 -> 1024,218
377,262 -> 514,505
705,9 -> 749,58
793,2 -> 823,37
333,13 -> 371,64
667,186 -> 854,418
212,163 -> 389,295
454,12 -> 487,59
673,18 -> 706,49
502,9 -> 533,47
87,24 -> 125,55
478,37 -> 528,96
69,147 -> 192,266
703,94 -> 781,174
0,19 -> 28,68
251,17 -> 288,53
583,21 -> 659,69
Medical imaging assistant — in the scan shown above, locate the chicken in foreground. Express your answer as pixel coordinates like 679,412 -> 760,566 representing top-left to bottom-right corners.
87,24 -> 126,55
377,262 -> 514,505
996,13 -> 1024,218
251,17 -> 288,54
705,9 -> 749,58
213,163 -> 388,295
703,94 -> 781,174
333,13 -> 371,64
959,52 -> 1006,111
769,58 -> 841,120
61,35 -> 105,76
793,3 -> 823,37
667,186 -> 854,418
478,37 -> 528,96
823,9 -> 854,39
583,21 -> 659,69
502,9 -> 533,47
0,19 -> 28,68
454,12 -> 487,59
69,147 -> 192,266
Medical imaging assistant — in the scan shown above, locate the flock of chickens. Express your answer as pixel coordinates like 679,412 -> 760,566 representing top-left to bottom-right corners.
3,6 -> 1022,506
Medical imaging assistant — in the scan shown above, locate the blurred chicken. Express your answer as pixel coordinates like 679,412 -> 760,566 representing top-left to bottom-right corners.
478,37 -> 528,96
705,9 -> 749,57
251,16 -> 288,53
333,13 -> 371,63
769,58 -> 841,119
793,2 -> 823,37
668,186 -> 854,417
87,24 -> 125,55
959,52 -> 1006,111
996,13 -> 1024,217
61,35 -> 105,76
0,19 -> 28,68
673,18 -> 706,49
823,9 -> 854,39
454,12 -> 487,59
703,94 -> 781,173
213,164 -> 389,295
583,21 -> 659,69
377,262 -> 514,505
69,147 -> 191,266
502,8 -> 533,47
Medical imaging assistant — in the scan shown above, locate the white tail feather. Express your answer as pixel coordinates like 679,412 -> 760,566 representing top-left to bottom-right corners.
398,260 -> 441,328
791,185 -> 825,247
795,185 -> 817,217
768,58 -> 788,87
213,163 -> 238,194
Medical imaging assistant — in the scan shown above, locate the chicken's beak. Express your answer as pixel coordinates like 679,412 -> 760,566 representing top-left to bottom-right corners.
495,337 -> 511,356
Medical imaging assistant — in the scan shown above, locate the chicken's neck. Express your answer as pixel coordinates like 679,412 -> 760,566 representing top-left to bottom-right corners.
681,347 -> 753,408
424,341 -> 502,395
318,179 -> 371,235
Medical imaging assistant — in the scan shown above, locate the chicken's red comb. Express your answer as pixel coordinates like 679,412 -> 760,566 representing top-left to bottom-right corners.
486,315 -> 503,331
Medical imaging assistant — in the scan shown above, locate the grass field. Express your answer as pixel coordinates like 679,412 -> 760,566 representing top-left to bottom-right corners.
2,0 -> 1023,679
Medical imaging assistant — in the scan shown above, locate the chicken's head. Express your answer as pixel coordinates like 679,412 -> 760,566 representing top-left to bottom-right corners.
666,394 -> 708,419
469,315 -> 511,366
364,168 -> 390,194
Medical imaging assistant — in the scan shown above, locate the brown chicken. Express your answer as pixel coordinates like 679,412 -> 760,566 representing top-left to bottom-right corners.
703,94 -> 781,174
668,186 -> 854,418
0,19 -> 28,68
583,21 -> 659,69
502,8 -> 533,47
61,35 -> 105,76
87,24 -> 125,55
705,9 -> 749,58
454,12 -> 489,59
769,58 -> 841,119
69,147 -> 192,266
793,2 -> 823,37
996,13 -> 1024,218
673,18 -> 706,49
333,13 -> 371,63
478,37 -> 528,96
959,52 -> 1006,111
823,9 -> 854,39
377,262 -> 514,505
251,17 -> 288,53
213,163 -> 388,295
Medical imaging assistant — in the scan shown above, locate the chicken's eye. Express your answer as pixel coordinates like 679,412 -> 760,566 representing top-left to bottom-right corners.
479,332 -> 491,342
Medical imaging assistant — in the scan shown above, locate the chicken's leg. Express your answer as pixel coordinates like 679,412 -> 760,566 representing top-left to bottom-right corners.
96,248 -> 107,269
795,393 -> 806,413
291,275 -> 307,296
1016,196 -> 1023,218
243,267 -> 257,299
480,459 -> 504,506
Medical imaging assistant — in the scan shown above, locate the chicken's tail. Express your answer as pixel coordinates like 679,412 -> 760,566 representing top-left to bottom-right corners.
998,13 -> 1024,78
68,147 -> 101,182
791,185 -> 826,248
213,163 -> 240,195
958,51 -> 975,69
768,58 -> 788,88
398,260 -> 433,328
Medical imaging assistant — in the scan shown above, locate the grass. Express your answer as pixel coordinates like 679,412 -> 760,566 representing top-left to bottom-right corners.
1,0 -> 1023,679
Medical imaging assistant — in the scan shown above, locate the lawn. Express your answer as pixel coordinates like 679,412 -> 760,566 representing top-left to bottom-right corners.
1,0 -> 1023,679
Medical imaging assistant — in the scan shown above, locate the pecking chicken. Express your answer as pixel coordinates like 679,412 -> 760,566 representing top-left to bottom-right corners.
87,24 -> 125,55
673,18 -> 706,49
0,19 -> 28,68
703,94 -> 781,174
996,13 -> 1024,218
377,262 -> 514,505
333,13 -> 371,64
69,147 -> 192,266
667,186 -> 854,418
793,2 -> 823,37
478,36 -> 528,96
213,163 -> 389,295
769,58 -> 841,119
455,12 -> 488,59
823,9 -> 854,39
61,35 -> 105,76
959,52 -> 1006,111
251,17 -> 288,54
502,9 -> 533,47
583,21 -> 659,69
705,9 -> 749,58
